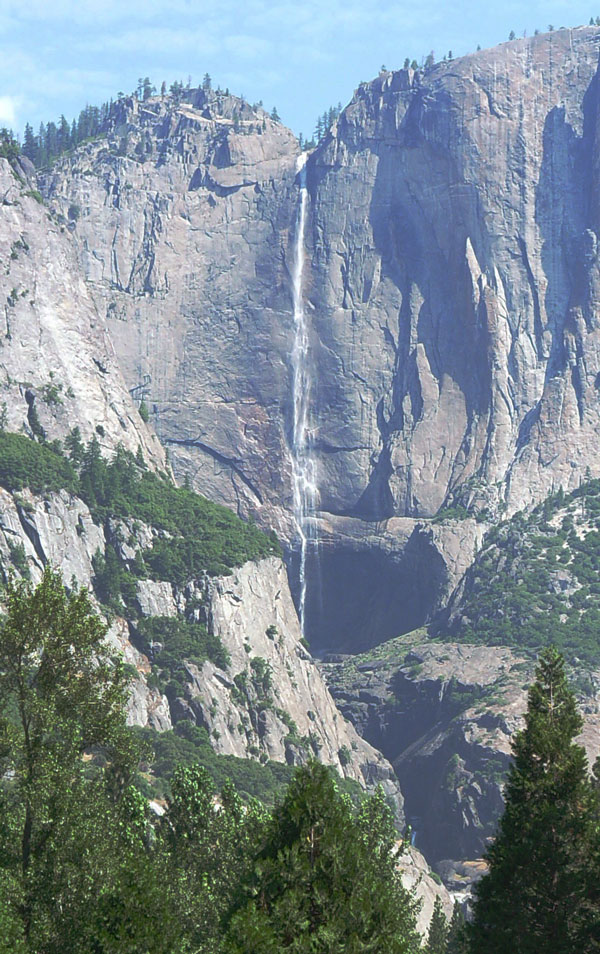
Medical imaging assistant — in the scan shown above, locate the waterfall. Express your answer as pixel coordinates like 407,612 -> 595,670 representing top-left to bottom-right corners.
290,153 -> 317,638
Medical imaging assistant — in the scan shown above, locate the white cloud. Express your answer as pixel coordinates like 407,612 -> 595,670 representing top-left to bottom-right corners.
224,33 -> 271,59
80,25 -> 219,56
0,95 -> 16,125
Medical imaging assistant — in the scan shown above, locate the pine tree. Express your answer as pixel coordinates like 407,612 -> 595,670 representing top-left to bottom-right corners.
426,896 -> 448,953
224,761 -> 420,953
22,123 -> 36,162
468,647 -> 600,953
446,902 -> 468,954
58,114 -> 71,152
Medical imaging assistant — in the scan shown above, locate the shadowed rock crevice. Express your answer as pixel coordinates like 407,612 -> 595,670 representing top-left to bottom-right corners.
303,524 -> 449,653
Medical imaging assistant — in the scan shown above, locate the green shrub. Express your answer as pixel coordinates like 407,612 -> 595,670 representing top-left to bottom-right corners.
338,745 -> 351,767
443,479 -> 600,664
7,541 -> 30,578
77,439 -> 280,582
0,429 -> 280,614
134,616 -> 230,695
132,722 -> 363,804
24,189 -> 44,204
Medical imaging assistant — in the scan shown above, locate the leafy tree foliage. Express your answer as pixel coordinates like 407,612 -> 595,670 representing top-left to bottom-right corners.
0,567 -> 150,951
224,760 -> 420,953
0,575 -> 415,952
468,647 -> 600,953
160,765 -> 267,953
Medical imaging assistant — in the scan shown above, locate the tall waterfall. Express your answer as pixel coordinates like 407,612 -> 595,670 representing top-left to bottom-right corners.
290,154 -> 317,637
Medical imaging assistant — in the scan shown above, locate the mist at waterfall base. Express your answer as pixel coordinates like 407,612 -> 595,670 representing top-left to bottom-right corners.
292,543 -> 445,655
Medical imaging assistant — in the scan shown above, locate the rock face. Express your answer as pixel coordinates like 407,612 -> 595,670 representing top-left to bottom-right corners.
323,636 -> 600,872
40,29 -> 600,649
176,556 -> 402,807
0,479 -> 402,810
309,27 -> 600,522
0,142 -> 402,802
10,26 -> 600,888
0,160 -> 164,466
398,846 -> 454,935
39,90 -> 301,541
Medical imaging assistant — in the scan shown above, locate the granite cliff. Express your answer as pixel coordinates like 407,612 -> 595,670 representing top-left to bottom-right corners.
40,27 -> 600,650
323,634 -> 600,886
0,151 -> 403,811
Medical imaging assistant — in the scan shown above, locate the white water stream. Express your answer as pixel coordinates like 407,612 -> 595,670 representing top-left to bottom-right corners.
290,154 -> 318,637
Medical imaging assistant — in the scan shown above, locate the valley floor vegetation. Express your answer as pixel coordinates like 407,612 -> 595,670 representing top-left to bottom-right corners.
0,571 -> 599,952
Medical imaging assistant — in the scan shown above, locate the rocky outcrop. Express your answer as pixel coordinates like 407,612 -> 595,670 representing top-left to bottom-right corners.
309,28 -> 600,522
324,637 -> 600,873
398,845 -> 454,935
39,31 -> 600,649
0,134 -> 407,813
0,486 -> 172,732
0,481 -> 403,812
0,160 -> 164,465
184,557 -> 401,803
39,90 -> 300,540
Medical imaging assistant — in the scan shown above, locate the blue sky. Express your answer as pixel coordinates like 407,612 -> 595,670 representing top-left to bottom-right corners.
0,0 -> 596,139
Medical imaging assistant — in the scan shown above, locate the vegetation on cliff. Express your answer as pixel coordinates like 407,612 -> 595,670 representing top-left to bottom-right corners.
441,480 -> 600,664
0,430 -> 280,592
0,431 -> 78,496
